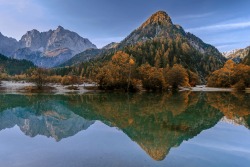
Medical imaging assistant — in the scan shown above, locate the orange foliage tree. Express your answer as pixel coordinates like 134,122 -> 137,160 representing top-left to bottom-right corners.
207,60 -> 250,90
95,51 -> 137,91
166,64 -> 190,89
29,68 -> 48,89
187,70 -> 200,87
138,63 -> 166,91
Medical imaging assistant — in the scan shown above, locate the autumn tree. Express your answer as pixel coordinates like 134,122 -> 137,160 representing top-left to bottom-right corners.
95,63 -> 114,90
29,68 -> 48,90
61,75 -> 79,86
223,60 -> 235,85
233,79 -> 246,91
166,64 -> 189,89
138,63 -> 166,91
207,60 -> 236,87
95,51 -> 137,91
187,70 -> 200,87
231,64 -> 250,90
207,60 -> 250,90
207,70 -> 221,87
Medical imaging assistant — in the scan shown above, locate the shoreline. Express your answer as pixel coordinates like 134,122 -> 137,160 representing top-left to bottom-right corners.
0,81 -> 240,94
0,81 -> 97,94
180,86 -> 232,92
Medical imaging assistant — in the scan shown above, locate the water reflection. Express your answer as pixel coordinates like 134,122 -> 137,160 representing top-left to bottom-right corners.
0,92 -> 249,161
0,95 -> 95,141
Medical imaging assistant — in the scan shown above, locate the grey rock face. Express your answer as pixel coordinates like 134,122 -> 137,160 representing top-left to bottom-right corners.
0,26 -> 97,68
19,29 -> 52,52
0,32 -> 19,56
222,46 -> 250,63
13,47 -> 74,68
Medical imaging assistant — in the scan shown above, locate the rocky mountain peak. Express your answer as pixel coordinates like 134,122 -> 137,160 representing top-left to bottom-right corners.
0,26 -> 97,67
223,46 -> 250,63
54,26 -> 67,34
140,11 -> 173,29
29,29 -> 40,33
57,25 -> 64,31
118,11 -> 180,47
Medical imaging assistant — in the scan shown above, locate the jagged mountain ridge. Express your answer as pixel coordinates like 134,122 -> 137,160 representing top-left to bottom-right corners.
0,32 -> 19,56
222,46 -> 250,63
0,26 -> 97,68
19,26 -> 96,55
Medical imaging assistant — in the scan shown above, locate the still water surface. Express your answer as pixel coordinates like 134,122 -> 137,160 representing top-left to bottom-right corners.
0,92 -> 250,167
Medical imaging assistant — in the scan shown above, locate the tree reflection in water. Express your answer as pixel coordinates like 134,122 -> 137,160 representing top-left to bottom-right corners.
0,92 -> 249,160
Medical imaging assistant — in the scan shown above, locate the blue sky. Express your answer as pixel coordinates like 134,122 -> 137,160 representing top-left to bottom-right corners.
0,0 -> 250,51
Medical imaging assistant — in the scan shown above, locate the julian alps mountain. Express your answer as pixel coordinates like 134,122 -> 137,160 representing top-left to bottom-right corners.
223,46 -> 250,63
0,26 -> 97,68
117,11 -> 225,75
117,11 -> 182,48
63,11 -> 225,78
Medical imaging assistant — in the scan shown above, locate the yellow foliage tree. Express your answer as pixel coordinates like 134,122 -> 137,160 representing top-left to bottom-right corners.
95,51 -> 137,91
207,60 -> 250,90
138,63 -> 166,91
166,64 -> 189,89
30,68 -> 48,89
187,70 -> 200,87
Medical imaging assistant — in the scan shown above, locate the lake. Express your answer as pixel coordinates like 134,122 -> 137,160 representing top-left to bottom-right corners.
0,92 -> 250,167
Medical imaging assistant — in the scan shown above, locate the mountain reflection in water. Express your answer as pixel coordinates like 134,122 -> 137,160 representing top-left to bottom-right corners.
0,92 -> 250,161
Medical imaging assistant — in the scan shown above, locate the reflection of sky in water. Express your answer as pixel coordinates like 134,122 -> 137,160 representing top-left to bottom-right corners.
1,121 -> 250,167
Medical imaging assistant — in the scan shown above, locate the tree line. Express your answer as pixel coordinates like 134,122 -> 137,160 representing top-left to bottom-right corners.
92,51 -> 199,91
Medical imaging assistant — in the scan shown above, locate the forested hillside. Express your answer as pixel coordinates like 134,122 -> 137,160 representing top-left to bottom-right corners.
0,54 -> 35,75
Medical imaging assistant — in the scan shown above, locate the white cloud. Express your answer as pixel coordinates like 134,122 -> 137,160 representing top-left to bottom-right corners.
187,21 -> 250,32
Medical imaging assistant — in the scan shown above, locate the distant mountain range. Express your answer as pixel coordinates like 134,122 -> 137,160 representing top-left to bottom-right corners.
62,11 -> 226,78
222,46 -> 250,63
0,26 -> 96,68
0,11 -> 238,76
